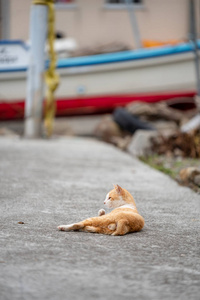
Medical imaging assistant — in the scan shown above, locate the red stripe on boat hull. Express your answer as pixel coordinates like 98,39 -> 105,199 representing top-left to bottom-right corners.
0,91 -> 196,120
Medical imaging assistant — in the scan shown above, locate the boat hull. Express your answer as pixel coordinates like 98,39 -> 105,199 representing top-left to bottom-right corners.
0,91 -> 196,121
0,42 -> 199,120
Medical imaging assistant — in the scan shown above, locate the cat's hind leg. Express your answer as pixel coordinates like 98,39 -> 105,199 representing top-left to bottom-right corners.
111,219 -> 129,236
83,225 -> 116,235
58,222 -> 84,231
83,226 -> 102,233
82,222 -> 116,234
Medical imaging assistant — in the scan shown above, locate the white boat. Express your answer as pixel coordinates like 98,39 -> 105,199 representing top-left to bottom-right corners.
0,40 -> 198,120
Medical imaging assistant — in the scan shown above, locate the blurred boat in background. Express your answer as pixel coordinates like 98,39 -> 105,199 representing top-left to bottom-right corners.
0,40 -> 199,120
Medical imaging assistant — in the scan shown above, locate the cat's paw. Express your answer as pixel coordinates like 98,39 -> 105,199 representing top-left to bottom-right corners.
58,225 -> 71,231
111,232 -> 118,236
108,223 -> 116,230
98,209 -> 105,216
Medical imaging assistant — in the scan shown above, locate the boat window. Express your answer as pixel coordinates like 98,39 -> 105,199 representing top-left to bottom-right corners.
54,0 -> 77,10
107,0 -> 142,2
105,0 -> 143,9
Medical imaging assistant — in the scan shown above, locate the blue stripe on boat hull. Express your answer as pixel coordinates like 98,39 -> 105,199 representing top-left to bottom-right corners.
57,42 -> 199,68
0,41 -> 199,73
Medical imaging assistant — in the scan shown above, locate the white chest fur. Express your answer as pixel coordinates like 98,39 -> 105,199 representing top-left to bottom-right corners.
117,204 -> 136,210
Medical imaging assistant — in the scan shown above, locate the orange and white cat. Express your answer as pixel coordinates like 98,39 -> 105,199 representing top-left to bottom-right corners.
58,184 -> 144,236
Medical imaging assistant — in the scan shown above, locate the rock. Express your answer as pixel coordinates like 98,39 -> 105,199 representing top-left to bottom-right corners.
126,99 -> 197,124
94,115 -> 123,142
127,130 -> 158,157
126,102 -> 156,117
110,135 -> 132,151
152,120 -> 178,134
179,167 -> 200,183
0,127 -> 19,138
194,174 -> 200,186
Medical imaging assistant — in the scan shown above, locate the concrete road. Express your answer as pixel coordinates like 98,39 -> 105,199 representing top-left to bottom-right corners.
0,137 -> 199,300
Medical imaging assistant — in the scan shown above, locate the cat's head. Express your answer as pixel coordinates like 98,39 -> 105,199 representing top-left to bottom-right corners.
104,184 -> 130,209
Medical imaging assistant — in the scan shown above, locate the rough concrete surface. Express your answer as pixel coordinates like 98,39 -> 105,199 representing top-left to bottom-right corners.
0,137 -> 199,300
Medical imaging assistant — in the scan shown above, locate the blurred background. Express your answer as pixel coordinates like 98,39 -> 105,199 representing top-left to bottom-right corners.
0,0 -> 200,191
1,0 -> 200,48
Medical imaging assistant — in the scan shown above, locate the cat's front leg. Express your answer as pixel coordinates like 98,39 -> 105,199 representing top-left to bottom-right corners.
98,209 -> 105,216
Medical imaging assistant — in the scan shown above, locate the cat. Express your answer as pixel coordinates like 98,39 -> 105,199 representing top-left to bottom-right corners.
58,184 -> 145,236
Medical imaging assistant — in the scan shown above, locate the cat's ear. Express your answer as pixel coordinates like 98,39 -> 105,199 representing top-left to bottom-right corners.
114,184 -> 123,194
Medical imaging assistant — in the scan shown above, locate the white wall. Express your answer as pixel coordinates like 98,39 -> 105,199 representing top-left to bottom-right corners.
8,0 -> 200,48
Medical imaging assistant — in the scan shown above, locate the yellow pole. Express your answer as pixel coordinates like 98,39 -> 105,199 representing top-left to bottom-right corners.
24,1 -> 48,138
34,0 -> 59,137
